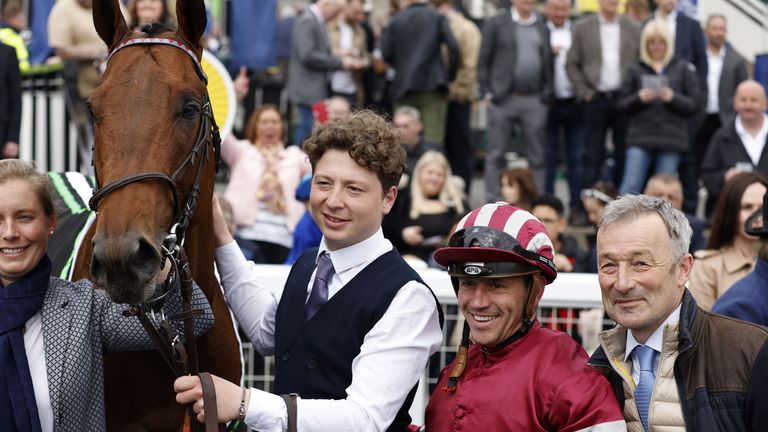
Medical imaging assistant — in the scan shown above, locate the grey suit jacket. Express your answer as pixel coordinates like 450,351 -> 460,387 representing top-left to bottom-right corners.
286,8 -> 342,106
716,46 -> 748,125
40,277 -> 213,431
477,9 -> 553,102
565,14 -> 641,101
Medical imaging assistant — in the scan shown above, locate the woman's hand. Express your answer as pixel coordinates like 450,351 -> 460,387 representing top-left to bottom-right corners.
402,226 -> 424,246
638,88 -> 656,103
553,253 -> 573,272
659,87 -> 674,102
233,67 -> 249,103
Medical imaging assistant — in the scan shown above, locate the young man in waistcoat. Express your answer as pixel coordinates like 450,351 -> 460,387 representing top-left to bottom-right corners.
175,110 -> 443,431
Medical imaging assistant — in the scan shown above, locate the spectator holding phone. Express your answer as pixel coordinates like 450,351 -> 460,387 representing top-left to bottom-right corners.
616,20 -> 700,195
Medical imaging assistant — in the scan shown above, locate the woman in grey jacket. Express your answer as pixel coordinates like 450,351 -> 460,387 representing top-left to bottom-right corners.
0,160 -> 212,432
617,20 -> 701,195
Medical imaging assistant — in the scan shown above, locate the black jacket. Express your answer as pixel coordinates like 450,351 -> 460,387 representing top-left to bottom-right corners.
617,58 -> 700,152
0,43 -> 21,144
381,3 -> 459,101
589,290 -> 768,431
700,121 -> 768,200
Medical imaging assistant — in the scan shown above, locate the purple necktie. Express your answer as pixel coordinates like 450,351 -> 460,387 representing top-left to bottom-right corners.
306,252 -> 334,321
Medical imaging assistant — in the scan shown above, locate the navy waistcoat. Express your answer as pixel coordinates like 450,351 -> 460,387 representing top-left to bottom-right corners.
274,247 -> 442,431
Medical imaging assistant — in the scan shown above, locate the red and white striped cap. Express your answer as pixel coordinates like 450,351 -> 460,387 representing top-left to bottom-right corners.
434,202 -> 557,282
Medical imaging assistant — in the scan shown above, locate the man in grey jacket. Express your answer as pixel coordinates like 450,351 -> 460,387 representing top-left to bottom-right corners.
565,0 -> 640,189
286,0 -> 362,146
478,0 -> 553,201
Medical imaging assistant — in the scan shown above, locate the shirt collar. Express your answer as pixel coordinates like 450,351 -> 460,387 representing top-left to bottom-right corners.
318,228 -> 392,277
735,114 -> 768,140
597,13 -> 617,25
625,303 -> 682,361
511,8 -> 537,25
309,4 -> 325,25
655,10 -> 678,22
707,45 -> 726,59
547,20 -> 570,31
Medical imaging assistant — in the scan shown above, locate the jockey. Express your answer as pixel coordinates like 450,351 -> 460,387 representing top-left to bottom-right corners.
425,202 -> 626,431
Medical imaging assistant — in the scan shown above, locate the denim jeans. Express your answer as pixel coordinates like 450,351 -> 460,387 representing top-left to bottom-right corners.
545,98 -> 583,209
293,104 -> 314,147
619,146 -> 681,195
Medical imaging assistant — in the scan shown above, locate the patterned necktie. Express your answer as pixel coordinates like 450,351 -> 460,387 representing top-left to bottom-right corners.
634,345 -> 657,432
306,252 -> 334,321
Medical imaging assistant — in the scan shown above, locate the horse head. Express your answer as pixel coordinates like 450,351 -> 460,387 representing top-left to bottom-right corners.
89,0 -> 214,304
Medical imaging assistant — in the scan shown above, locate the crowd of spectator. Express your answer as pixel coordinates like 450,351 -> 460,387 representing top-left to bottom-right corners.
1,0 -> 767,304
6,0 -> 768,430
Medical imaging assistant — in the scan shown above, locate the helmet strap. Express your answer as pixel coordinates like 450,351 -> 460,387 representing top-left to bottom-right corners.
443,272 -> 544,391
442,322 -> 471,392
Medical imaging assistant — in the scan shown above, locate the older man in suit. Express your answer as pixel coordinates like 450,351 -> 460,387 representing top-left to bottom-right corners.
479,0 -> 553,201
566,0 -> 640,189
694,14 -> 749,213
286,0 -> 362,146
0,43 -> 20,159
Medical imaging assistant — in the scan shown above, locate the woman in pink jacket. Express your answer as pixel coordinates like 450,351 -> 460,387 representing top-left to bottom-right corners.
222,105 -> 311,263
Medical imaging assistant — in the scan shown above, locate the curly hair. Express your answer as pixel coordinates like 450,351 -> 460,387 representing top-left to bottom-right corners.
303,110 -> 405,192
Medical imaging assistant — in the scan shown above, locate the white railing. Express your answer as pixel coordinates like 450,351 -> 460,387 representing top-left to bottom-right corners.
239,264 -> 606,427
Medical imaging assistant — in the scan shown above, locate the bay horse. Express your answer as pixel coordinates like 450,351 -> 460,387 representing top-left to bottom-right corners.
71,0 -> 242,429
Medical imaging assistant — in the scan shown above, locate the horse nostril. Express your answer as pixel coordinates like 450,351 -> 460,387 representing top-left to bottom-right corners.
133,239 -> 160,275
90,254 -> 106,282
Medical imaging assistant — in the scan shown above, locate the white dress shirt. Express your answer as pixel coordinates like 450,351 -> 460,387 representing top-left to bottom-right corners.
735,114 -> 768,165
706,47 -> 725,114
597,14 -> 621,92
24,312 -> 54,432
655,10 -> 677,42
548,20 -> 574,99
216,229 -> 442,432
625,304 -> 682,384
330,20 -> 357,95
511,7 -> 537,25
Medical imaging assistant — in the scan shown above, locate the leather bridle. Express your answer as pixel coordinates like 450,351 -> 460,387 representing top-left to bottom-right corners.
89,37 -> 224,432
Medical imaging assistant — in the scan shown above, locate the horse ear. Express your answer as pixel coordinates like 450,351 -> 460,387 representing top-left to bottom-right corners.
175,0 -> 207,55
92,0 -> 129,51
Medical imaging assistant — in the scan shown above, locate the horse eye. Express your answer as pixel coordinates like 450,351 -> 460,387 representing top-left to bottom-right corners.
182,103 -> 200,119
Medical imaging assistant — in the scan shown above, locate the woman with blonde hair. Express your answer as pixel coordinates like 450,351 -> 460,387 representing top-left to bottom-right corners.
222,105 -> 312,263
0,159 -> 210,431
384,150 -> 465,265
616,20 -> 700,195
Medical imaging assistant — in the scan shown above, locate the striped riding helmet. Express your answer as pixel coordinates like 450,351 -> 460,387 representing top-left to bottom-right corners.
434,202 -> 557,283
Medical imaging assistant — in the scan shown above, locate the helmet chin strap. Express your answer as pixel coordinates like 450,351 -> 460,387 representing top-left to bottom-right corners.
443,272 -> 544,392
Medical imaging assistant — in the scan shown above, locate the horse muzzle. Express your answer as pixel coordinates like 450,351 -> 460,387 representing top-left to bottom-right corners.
91,230 -> 163,304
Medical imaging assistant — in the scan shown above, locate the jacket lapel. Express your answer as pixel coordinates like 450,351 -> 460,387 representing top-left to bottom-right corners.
40,280 -> 74,425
